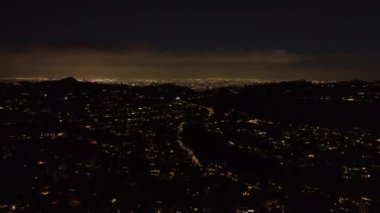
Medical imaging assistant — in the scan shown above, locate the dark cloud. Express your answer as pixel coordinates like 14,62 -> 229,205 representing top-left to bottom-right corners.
0,1 -> 379,80
1,1 -> 380,53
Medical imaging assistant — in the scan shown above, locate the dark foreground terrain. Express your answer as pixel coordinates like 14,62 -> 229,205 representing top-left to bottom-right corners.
1,78 -> 380,212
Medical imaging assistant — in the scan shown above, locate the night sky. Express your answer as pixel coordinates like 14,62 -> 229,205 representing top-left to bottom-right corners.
1,1 -> 380,81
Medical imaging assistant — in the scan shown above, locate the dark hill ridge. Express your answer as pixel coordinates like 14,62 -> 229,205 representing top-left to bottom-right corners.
56,77 -> 79,84
38,77 -> 88,90
42,77 -> 80,85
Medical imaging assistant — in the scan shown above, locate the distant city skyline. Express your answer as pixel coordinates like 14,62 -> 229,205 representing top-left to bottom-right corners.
1,47 -> 379,81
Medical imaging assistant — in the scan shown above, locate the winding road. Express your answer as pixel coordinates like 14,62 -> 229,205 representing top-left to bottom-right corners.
174,100 -> 260,190
176,121 -> 203,168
